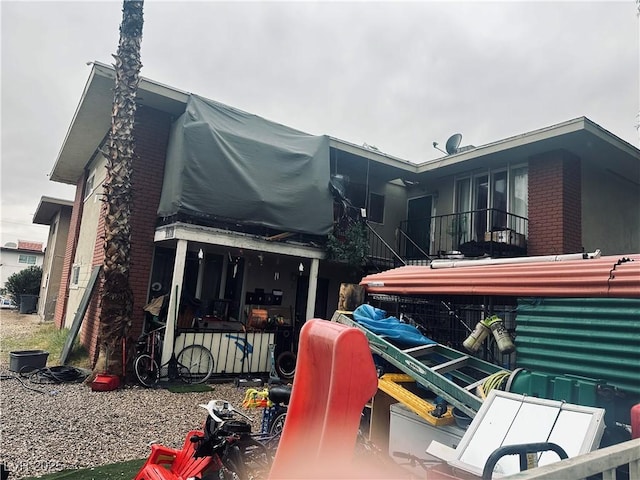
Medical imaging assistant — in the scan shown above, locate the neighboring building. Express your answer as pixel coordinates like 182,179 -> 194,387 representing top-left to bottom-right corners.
33,196 -> 73,321
0,241 -> 45,291
47,62 -> 640,368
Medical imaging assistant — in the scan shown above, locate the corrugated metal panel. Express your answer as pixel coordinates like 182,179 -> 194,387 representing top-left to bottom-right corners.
361,254 -> 640,298
515,297 -> 640,395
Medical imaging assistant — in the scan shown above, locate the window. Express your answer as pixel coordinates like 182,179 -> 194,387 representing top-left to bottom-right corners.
84,174 -> 95,201
18,254 -> 36,265
509,166 -> 528,234
454,165 -> 529,241
368,193 -> 385,224
70,265 -> 80,287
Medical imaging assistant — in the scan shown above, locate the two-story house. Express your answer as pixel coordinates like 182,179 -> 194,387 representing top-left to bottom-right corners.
48,62 -> 639,372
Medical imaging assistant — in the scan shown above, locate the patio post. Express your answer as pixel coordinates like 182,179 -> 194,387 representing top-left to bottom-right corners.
161,239 -> 187,369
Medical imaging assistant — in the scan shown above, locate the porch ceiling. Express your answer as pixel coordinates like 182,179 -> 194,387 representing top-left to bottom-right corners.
154,222 -> 326,260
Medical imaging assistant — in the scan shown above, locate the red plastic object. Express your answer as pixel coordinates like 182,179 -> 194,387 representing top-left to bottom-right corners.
632,403 -> 640,439
268,319 -> 378,479
90,374 -> 120,392
134,429 -> 219,480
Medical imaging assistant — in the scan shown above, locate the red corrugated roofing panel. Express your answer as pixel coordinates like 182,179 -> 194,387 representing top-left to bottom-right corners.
360,254 -> 640,298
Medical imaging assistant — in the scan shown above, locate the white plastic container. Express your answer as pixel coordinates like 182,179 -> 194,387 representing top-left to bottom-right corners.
389,402 -> 466,476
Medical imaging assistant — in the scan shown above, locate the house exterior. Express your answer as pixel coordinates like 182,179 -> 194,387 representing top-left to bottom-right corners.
33,196 -> 73,321
0,241 -> 45,293
47,62 -> 639,369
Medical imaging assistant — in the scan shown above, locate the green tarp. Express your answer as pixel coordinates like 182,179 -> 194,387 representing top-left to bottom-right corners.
158,95 -> 333,236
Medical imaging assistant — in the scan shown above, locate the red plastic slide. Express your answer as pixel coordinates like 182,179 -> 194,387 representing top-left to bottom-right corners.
269,319 -> 378,479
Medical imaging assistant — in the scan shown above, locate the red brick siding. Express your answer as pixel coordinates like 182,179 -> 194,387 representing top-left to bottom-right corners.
127,107 -> 172,339
53,175 -> 86,329
55,107 -> 171,362
528,150 -> 582,255
82,174 -> 108,366
78,106 -> 173,364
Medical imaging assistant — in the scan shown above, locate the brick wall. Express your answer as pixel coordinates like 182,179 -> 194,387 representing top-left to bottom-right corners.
54,175 -> 86,329
59,106 -> 173,365
127,106 -> 173,339
528,150 -> 582,255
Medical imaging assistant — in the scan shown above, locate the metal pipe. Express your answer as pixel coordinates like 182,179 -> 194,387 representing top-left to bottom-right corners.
429,249 -> 601,269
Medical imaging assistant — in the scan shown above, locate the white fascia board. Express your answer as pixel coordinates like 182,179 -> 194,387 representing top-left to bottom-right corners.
416,117 -> 588,174
93,61 -> 189,113
329,137 -> 419,173
154,223 -> 326,260
582,117 -> 640,157
49,66 -> 102,183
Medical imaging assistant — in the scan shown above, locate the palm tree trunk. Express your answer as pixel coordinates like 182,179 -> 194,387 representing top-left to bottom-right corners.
97,0 -> 144,378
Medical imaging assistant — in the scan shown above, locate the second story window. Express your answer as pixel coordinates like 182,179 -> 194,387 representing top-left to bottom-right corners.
368,193 -> 385,224
84,174 -> 95,201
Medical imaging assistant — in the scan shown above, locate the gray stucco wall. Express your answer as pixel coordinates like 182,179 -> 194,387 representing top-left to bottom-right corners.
582,163 -> 640,255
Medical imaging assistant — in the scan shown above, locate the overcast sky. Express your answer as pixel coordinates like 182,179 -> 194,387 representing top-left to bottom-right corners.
1,0 -> 638,248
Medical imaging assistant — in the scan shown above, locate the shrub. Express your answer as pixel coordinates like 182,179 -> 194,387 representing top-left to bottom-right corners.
4,265 -> 42,305
326,221 -> 369,268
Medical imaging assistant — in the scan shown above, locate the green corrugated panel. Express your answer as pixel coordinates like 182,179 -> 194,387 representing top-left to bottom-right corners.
516,297 -> 640,395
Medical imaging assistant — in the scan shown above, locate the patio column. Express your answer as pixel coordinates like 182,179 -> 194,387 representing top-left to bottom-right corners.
305,258 -> 320,321
161,239 -> 187,369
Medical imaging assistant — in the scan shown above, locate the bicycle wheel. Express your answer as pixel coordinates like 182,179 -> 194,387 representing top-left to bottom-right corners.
268,411 -> 287,437
134,354 -> 159,387
176,344 -> 214,384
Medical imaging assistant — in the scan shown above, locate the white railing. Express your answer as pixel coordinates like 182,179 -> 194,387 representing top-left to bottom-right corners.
504,438 -> 640,480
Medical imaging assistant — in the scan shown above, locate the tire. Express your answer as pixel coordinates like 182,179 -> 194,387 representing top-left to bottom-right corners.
269,411 -> 287,437
275,351 -> 296,380
134,354 -> 159,387
177,345 -> 214,384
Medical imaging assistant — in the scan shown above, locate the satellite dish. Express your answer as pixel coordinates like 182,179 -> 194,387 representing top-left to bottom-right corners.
445,133 -> 463,154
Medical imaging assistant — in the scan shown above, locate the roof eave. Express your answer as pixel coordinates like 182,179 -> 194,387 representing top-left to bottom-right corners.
49,62 -> 190,185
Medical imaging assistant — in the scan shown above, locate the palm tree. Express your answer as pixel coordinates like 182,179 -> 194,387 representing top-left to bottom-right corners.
97,0 -> 144,378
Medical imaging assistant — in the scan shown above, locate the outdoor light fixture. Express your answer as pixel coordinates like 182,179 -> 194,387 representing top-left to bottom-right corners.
298,262 -> 304,274
198,248 -> 204,260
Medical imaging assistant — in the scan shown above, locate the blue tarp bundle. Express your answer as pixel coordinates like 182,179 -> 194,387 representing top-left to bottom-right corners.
353,305 -> 436,347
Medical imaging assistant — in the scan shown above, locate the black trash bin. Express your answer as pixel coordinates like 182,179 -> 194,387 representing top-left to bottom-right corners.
19,294 -> 38,314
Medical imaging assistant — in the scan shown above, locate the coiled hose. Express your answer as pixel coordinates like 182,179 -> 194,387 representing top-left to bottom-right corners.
480,370 -> 511,398
22,365 -> 88,384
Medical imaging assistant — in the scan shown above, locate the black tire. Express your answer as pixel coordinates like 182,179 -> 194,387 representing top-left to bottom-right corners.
134,354 -> 159,387
269,411 -> 287,437
176,345 -> 214,384
275,351 -> 296,380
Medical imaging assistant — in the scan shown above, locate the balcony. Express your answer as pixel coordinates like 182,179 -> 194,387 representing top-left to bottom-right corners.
399,209 -> 528,260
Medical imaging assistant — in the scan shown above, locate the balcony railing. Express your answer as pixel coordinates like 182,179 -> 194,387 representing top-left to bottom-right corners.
399,209 -> 528,259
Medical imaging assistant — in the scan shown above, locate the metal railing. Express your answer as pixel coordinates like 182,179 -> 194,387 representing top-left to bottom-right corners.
503,438 -> 640,480
399,209 -> 528,258
365,222 -> 406,271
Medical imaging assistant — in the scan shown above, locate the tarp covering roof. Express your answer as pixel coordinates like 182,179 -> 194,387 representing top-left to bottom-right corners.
361,254 -> 640,298
158,95 -> 333,236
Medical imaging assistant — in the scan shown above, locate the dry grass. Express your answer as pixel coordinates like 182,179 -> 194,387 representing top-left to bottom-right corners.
0,310 -> 90,368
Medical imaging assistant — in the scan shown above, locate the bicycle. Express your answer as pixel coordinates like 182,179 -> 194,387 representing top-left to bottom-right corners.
133,325 -> 214,387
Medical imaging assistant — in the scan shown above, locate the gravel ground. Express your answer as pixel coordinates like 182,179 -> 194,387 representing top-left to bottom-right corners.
0,312 -> 263,479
